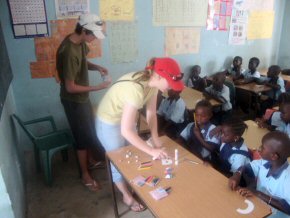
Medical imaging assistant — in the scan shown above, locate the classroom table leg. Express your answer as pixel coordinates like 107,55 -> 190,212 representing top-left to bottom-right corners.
106,155 -> 119,218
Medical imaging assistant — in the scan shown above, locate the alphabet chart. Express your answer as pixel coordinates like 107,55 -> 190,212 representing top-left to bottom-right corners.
7,0 -> 48,38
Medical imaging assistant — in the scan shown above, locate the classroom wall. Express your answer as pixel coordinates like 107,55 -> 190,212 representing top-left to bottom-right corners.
0,87 -> 25,218
0,1 -> 287,145
278,0 -> 290,69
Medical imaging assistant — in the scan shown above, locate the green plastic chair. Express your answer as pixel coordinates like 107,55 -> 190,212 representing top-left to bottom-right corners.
12,114 -> 77,186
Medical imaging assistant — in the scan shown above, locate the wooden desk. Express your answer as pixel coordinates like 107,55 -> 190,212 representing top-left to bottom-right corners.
260,69 -> 290,82
235,82 -> 272,94
243,120 -> 269,150
106,136 -> 271,218
164,87 -> 221,110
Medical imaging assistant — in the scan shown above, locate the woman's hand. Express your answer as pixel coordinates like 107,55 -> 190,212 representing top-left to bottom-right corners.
151,148 -> 168,160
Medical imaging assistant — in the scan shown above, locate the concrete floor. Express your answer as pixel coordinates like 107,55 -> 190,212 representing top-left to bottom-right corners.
26,150 -> 154,218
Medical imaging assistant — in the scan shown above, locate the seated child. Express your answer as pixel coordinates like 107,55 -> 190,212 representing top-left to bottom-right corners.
235,57 -> 261,85
228,131 -> 290,217
199,118 -> 251,176
187,65 -> 207,92
204,72 -> 232,124
178,100 -> 220,160
259,65 -> 286,116
157,89 -> 186,138
227,56 -> 245,81
256,94 -> 290,136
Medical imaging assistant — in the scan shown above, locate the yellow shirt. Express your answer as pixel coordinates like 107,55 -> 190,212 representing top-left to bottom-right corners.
97,72 -> 157,124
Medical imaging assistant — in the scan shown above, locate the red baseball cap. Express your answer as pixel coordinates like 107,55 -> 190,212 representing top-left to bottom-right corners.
152,58 -> 184,91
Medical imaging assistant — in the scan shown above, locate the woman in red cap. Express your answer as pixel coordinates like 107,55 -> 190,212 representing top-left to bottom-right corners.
96,57 -> 184,212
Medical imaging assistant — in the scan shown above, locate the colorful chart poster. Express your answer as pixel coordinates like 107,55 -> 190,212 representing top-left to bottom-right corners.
153,0 -> 208,26
55,0 -> 90,19
109,22 -> 138,63
228,9 -> 248,45
165,28 -> 201,56
100,0 -> 134,21
247,11 -> 274,39
207,0 -> 233,31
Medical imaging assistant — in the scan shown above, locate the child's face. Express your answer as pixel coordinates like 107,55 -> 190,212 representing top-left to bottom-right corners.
258,139 -> 278,161
233,58 -> 242,68
248,60 -> 257,71
267,68 -> 278,78
280,104 -> 290,123
168,89 -> 180,98
212,76 -> 224,91
195,107 -> 212,126
221,125 -> 239,144
191,67 -> 201,78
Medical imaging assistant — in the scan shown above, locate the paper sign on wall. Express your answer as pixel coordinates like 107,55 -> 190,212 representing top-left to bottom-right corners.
7,0 -> 48,38
109,22 -> 138,63
100,0 -> 134,21
228,9 -> 248,45
165,28 -> 201,56
247,11 -> 274,40
153,0 -> 208,26
55,0 -> 90,19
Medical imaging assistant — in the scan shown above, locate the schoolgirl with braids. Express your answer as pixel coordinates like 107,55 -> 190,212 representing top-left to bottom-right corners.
96,57 -> 184,212
217,118 -> 251,175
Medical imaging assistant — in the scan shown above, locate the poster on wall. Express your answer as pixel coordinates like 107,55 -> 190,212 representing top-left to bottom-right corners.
100,0 -> 134,21
54,0 -> 90,19
206,0 -> 233,31
165,28 -> 201,56
7,0 -> 48,38
153,0 -> 208,26
235,0 -> 274,11
228,9 -> 248,45
247,11 -> 274,40
109,22 -> 138,63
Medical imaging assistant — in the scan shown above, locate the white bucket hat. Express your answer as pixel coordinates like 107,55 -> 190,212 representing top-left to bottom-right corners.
78,13 -> 105,39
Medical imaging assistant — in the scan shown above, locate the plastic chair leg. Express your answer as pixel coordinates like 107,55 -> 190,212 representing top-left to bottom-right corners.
61,149 -> 68,162
34,145 -> 41,172
43,150 -> 53,186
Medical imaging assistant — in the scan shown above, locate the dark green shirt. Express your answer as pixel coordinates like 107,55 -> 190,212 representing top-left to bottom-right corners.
56,35 -> 89,103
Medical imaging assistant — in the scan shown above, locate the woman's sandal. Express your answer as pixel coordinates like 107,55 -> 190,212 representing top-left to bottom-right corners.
126,199 -> 146,212
88,161 -> 105,170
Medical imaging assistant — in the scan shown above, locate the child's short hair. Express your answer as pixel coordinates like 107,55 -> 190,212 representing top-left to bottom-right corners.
268,65 -> 281,76
233,56 -> 242,62
212,71 -> 226,82
222,118 -> 248,136
249,57 -> 260,67
195,99 -> 212,112
277,93 -> 290,105
262,131 -> 290,158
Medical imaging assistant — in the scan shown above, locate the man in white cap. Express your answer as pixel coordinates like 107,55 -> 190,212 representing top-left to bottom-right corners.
56,13 -> 111,191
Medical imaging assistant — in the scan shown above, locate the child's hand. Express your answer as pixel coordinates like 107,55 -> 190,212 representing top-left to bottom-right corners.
255,118 -> 267,128
209,126 -> 222,138
228,174 -> 241,191
237,188 -> 253,197
193,126 -> 203,139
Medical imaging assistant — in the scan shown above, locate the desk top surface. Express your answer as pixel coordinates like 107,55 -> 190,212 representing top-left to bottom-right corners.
235,82 -> 272,94
107,136 -> 271,218
164,87 -> 221,110
243,120 -> 269,150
